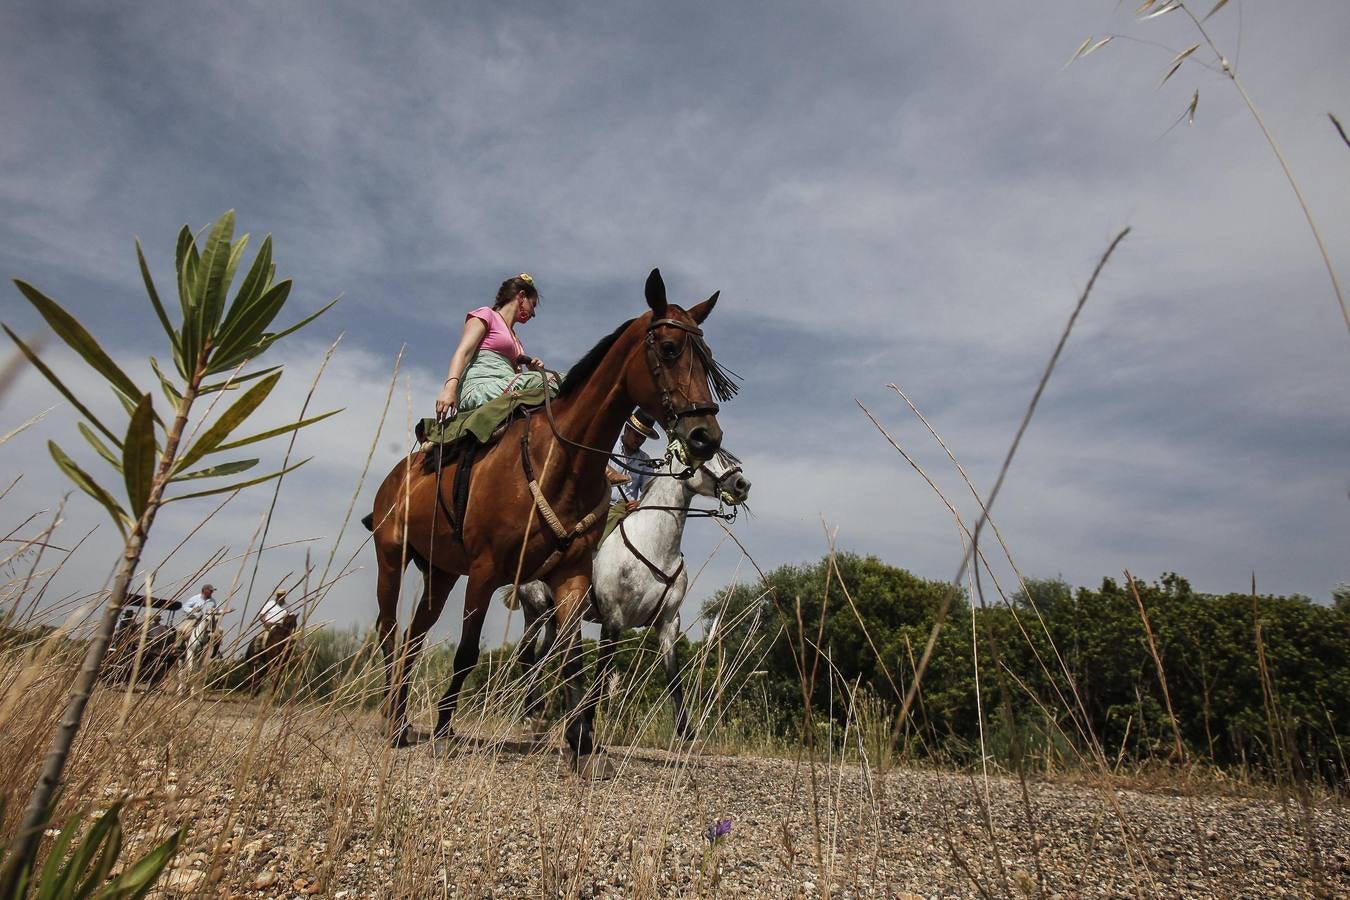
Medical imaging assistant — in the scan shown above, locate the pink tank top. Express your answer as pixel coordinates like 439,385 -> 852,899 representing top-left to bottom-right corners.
466,306 -> 524,362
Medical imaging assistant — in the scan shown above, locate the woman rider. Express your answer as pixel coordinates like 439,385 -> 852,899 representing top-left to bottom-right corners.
435,274 -> 548,421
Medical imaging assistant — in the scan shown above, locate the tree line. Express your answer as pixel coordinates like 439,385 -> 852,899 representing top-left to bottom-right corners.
695,552 -> 1350,783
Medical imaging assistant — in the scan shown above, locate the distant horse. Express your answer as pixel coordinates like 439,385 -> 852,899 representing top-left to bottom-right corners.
176,607 -> 222,696
509,449 -> 750,741
363,269 -> 733,771
245,613 -> 299,693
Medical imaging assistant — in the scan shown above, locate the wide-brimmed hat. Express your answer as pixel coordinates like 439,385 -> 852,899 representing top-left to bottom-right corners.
626,410 -> 659,441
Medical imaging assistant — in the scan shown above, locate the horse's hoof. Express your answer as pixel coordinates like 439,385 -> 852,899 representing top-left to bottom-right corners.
390,725 -> 423,748
571,750 -> 616,780
429,726 -> 460,752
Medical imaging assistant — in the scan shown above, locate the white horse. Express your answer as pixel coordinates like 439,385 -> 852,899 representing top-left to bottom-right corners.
176,606 -> 222,696
507,448 -> 750,741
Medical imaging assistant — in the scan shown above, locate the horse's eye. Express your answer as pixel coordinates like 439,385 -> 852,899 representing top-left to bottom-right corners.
659,340 -> 680,360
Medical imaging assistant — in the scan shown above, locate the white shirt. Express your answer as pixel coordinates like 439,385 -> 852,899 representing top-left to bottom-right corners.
260,599 -> 291,627
181,593 -> 216,618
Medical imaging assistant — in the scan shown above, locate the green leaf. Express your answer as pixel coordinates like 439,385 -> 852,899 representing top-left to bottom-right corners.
35,811 -> 83,899
74,811 -> 122,899
135,239 -> 180,355
13,280 -> 142,404
212,408 -> 341,453
219,235 -> 273,337
61,803 -> 121,899
3,325 -> 122,448
122,394 -> 156,520
193,210 -> 236,340
49,441 -> 129,536
176,226 -> 201,371
78,423 -> 122,470
199,364 -> 281,394
174,370 -> 282,473
171,458 -> 258,481
215,294 -> 340,373
263,295 -> 339,345
208,280 -> 291,372
148,357 -> 182,408
165,457 -> 311,502
222,233 -> 250,310
174,225 -> 194,318
102,825 -> 184,899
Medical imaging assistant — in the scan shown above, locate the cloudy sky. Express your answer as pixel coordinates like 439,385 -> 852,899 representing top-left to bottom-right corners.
2,0 -> 1347,647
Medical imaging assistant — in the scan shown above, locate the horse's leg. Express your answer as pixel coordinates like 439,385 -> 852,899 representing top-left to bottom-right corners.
551,573 -> 613,772
658,613 -> 695,742
391,562 -> 457,747
432,575 -> 492,739
517,585 -> 554,721
374,535 -> 410,726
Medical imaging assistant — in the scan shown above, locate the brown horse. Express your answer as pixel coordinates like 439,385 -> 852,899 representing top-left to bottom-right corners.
245,614 -> 299,693
364,269 -> 729,768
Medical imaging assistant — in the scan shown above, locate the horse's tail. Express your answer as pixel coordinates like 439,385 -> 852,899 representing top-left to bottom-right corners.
505,582 -> 551,614
361,512 -> 374,532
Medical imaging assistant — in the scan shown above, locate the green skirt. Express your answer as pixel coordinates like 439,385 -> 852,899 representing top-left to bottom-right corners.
420,350 -> 558,447
459,349 -> 548,411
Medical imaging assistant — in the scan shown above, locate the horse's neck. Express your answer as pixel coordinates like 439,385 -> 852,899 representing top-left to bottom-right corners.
624,475 -> 693,564
537,331 -> 642,499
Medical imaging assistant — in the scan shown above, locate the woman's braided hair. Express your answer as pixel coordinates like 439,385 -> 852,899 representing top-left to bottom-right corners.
492,273 -> 539,309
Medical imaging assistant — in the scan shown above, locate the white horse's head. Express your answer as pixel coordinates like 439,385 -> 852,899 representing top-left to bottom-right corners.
686,448 -> 751,506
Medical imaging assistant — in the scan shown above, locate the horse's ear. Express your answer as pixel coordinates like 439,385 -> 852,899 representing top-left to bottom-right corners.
688,291 -> 719,324
645,268 -> 667,317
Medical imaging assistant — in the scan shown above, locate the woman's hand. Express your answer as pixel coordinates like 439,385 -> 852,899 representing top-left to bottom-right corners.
435,384 -> 458,421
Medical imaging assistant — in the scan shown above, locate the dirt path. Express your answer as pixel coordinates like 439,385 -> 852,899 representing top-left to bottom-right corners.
75,697 -> 1348,898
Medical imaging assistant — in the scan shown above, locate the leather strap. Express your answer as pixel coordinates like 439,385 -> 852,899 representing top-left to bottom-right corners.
618,515 -> 685,626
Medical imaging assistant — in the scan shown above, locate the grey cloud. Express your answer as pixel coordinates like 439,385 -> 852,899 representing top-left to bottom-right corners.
2,0 -> 1347,650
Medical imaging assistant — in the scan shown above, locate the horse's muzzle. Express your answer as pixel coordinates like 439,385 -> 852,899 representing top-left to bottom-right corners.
681,421 -> 722,465
724,473 -> 751,504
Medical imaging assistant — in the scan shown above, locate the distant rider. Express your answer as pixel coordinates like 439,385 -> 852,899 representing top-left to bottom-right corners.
180,583 -> 216,619
259,588 -> 294,635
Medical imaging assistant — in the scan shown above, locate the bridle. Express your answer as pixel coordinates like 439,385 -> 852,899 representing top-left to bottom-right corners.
644,317 -> 722,432
624,452 -> 746,522
530,312 -> 739,478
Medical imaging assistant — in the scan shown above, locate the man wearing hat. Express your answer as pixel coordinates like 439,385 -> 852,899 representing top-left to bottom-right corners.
259,588 -> 294,634
180,583 -> 217,619
601,410 -> 661,542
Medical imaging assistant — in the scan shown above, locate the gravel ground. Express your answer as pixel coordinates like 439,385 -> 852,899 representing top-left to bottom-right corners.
85,699 -> 1348,898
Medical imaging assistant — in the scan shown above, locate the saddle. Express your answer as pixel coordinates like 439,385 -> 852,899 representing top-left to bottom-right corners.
417,383 -> 554,538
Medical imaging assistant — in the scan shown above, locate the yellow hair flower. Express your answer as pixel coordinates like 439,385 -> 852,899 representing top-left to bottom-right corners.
517,272 -> 534,284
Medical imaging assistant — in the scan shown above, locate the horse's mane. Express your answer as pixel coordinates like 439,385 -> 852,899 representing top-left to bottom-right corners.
557,317 -> 637,398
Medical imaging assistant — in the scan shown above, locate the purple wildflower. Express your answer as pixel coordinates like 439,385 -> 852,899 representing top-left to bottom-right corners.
705,817 -> 733,844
